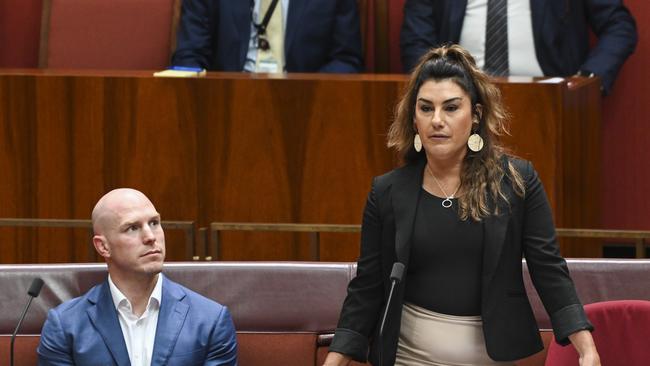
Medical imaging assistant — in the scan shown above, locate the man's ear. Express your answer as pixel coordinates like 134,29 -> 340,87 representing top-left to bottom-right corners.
93,235 -> 110,259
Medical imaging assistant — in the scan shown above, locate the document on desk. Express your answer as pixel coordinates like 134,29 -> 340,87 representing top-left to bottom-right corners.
154,67 -> 206,78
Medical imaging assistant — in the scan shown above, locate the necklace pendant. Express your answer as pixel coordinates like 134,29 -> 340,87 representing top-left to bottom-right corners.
441,198 -> 453,208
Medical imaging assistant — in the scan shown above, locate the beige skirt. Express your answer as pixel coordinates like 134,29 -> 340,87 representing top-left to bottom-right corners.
395,303 -> 514,366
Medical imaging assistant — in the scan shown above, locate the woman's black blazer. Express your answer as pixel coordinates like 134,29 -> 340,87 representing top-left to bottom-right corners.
329,157 -> 592,364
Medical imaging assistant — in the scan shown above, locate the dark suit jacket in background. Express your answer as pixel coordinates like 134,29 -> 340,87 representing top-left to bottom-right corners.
37,275 -> 237,366
400,0 -> 638,94
329,157 -> 593,365
172,0 -> 364,73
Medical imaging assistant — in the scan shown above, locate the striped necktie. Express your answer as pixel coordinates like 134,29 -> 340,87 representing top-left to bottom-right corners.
484,0 -> 509,76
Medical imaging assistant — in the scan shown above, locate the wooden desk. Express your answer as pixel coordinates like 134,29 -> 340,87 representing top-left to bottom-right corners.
0,71 -> 601,262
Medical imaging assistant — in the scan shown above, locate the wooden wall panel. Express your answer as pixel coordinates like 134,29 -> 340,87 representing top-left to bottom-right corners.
0,75 -> 35,263
34,78 -> 79,263
0,71 -> 601,263
497,78 -> 603,257
198,78 -> 315,260
560,79 -> 603,257
499,81 -> 562,213
195,77 -> 400,260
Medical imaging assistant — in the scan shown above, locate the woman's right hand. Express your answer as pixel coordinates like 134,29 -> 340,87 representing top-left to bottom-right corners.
323,351 -> 352,366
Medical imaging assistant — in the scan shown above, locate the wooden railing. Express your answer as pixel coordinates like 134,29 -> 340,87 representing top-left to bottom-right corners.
2,220 -> 647,261
0,218 -> 196,261
555,228 -> 649,259
208,223 -> 360,261
208,223 -> 650,261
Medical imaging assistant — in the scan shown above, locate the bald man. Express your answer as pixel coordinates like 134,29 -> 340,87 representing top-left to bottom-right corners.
37,189 -> 238,366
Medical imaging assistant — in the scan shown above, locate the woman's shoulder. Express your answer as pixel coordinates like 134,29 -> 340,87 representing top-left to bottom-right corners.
503,155 -> 534,179
373,160 -> 424,189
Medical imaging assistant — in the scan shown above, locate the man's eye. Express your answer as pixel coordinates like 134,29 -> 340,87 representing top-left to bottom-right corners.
150,220 -> 160,227
127,225 -> 138,232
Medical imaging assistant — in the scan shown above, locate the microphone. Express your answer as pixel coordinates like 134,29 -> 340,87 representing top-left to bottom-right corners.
378,262 -> 405,366
11,278 -> 44,366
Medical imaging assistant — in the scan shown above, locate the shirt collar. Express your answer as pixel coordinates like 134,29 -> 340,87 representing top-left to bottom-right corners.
108,273 -> 163,312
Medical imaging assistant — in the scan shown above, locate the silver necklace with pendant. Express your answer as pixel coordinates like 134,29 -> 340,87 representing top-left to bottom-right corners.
426,164 -> 460,208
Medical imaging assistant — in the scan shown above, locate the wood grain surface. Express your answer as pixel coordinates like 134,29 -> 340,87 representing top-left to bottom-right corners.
0,71 -> 601,262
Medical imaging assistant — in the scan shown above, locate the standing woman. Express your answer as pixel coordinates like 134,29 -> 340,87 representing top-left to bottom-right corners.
323,45 -> 600,366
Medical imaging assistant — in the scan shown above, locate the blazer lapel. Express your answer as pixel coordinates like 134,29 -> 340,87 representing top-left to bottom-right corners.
285,0 -> 306,57
392,160 -> 426,266
234,1 -> 253,69
529,0 -> 546,47
86,281 -> 130,366
481,166 -> 514,287
482,209 -> 510,286
151,277 -> 190,366
449,0 -> 468,41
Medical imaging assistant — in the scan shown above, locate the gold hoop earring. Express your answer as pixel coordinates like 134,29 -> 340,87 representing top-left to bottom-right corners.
467,131 -> 484,152
467,116 -> 483,152
467,134 -> 484,152
414,134 -> 422,152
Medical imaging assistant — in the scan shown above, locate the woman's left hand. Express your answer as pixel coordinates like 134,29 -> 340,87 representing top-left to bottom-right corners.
579,350 -> 601,366
569,330 -> 600,366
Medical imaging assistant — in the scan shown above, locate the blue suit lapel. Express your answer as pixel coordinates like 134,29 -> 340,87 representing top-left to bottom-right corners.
529,0 -> 546,48
449,0 -> 468,41
392,160 -> 426,266
151,277 -> 190,366
234,1 -> 253,70
529,0 -> 546,27
86,281 -> 130,366
285,0 -> 306,57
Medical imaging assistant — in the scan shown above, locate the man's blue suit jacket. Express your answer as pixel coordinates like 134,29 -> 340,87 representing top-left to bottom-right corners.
37,276 -> 237,366
172,0 -> 363,73
400,0 -> 637,94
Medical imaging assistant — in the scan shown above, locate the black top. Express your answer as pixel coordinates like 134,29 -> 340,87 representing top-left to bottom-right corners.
404,188 -> 484,316
330,158 -> 593,364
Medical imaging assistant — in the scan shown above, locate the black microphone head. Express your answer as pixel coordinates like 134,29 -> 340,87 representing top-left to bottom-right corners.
27,278 -> 44,297
390,262 -> 405,283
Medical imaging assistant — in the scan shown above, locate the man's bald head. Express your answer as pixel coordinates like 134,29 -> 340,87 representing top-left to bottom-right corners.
91,187 -> 165,283
91,188 -> 156,235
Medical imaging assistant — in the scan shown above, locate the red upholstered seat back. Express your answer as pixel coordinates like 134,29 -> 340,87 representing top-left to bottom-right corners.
0,262 -> 354,366
41,0 -> 178,69
0,0 -> 43,67
544,300 -> 650,366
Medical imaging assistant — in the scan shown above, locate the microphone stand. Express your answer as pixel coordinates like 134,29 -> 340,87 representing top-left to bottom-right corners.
378,263 -> 404,366
11,278 -> 44,366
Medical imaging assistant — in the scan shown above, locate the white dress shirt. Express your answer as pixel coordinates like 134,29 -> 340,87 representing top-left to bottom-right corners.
108,273 -> 163,366
244,0 -> 290,72
459,0 -> 544,76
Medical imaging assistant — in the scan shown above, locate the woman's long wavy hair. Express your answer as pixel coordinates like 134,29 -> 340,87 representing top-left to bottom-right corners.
387,45 -> 524,221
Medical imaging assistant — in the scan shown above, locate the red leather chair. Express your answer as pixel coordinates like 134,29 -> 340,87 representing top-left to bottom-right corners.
0,0 -> 43,67
544,300 -> 650,366
357,0 -> 404,73
39,0 -> 180,69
